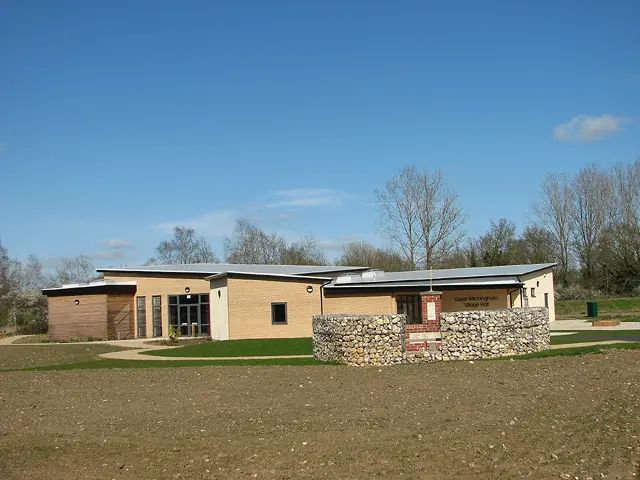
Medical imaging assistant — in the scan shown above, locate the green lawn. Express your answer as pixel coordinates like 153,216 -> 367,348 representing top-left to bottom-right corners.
551,329 -> 640,344
508,342 -> 640,360
142,337 -> 314,358
556,297 -> 640,321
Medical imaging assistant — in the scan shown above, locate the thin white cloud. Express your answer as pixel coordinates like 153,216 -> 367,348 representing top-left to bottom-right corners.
554,114 -> 629,142
89,250 -> 127,261
317,234 -> 370,251
103,239 -> 134,249
155,209 -> 237,238
267,188 -> 352,208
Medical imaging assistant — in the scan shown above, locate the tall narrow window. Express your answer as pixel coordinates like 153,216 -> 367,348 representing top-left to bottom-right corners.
530,288 -> 536,298
152,296 -> 162,337
271,303 -> 287,325
396,295 -> 422,324
544,293 -> 549,308
136,296 -> 147,338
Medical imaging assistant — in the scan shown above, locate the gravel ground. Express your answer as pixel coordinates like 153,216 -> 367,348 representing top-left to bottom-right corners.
0,345 -> 124,370
0,349 -> 638,479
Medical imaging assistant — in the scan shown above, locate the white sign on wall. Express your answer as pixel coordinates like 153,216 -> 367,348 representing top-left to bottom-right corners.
427,302 -> 436,321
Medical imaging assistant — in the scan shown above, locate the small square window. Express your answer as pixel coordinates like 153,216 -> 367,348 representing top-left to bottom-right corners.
271,303 -> 287,325
531,288 -> 536,298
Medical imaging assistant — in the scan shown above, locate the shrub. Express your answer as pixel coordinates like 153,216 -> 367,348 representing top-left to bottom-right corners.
555,284 -> 606,301
11,292 -> 48,335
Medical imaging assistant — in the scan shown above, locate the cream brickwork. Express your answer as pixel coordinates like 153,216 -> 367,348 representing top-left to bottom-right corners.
103,273 -> 210,338
227,277 -> 325,339
322,293 -> 395,315
510,269 -> 556,322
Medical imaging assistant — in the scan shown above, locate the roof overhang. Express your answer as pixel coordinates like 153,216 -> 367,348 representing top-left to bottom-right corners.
206,271 -> 332,282
42,281 -> 137,297
324,277 -> 524,293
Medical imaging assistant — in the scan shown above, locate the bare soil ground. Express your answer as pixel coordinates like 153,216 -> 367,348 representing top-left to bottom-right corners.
0,345 -> 124,370
0,348 -> 638,480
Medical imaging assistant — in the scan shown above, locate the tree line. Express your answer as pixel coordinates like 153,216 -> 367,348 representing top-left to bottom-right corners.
0,244 -> 99,333
2,157 -> 638,333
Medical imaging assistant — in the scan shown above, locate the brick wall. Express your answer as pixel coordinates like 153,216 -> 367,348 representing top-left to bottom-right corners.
405,291 -> 442,356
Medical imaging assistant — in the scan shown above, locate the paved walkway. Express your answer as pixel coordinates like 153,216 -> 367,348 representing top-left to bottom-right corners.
0,335 -> 314,361
0,335 -> 29,346
551,319 -> 640,331
100,349 -> 314,361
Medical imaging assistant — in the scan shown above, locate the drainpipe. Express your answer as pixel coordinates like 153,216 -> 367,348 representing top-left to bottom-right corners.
319,279 -> 333,315
516,277 -> 523,308
507,288 -> 519,308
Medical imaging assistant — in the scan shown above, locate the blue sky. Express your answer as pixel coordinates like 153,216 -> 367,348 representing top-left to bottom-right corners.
1,0 -> 638,269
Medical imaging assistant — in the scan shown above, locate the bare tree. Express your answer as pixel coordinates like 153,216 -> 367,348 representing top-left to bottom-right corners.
416,169 -> 466,268
55,254 -> 98,285
336,241 -> 413,271
596,159 -> 640,293
375,166 -> 465,269
280,236 -> 327,266
477,218 -> 518,266
224,218 -> 287,264
570,165 -> 615,282
532,173 -> 574,285
519,226 -> 557,264
149,226 -> 219,265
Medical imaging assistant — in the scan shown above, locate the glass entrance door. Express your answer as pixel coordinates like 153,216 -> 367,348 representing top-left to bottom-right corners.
169,294 -> 210,337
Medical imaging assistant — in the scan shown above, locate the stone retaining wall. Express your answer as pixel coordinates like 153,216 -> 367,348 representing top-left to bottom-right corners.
313,307 -> 550,365
312,314 -> 406,366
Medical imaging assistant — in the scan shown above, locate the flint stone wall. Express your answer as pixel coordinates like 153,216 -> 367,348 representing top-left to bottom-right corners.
313,308 -> 550,365
312,314 -> 406,366
439,307 -> 550,361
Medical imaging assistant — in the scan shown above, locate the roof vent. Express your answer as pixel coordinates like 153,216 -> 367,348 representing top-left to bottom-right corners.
335,275 -> 353,284
361,270 -> 382,282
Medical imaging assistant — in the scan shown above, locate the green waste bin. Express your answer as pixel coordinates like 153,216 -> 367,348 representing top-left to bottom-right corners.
587,301 -> 599,318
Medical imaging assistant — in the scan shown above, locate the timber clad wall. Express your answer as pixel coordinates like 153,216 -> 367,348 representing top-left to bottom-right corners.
106,294 -> 134,340
227,277 -> 326,339
103,273 -> 211,337
322,293 -> 395,315
48,294 -> 108,340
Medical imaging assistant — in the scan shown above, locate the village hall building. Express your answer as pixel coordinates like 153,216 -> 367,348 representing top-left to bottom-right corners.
42,263 -> 556,341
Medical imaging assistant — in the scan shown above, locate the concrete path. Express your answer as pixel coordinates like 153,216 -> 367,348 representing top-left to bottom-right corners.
551,319 -> 640,331
100,349 -> 314,361
0,335 -> 29,346
2,335 -> 314,361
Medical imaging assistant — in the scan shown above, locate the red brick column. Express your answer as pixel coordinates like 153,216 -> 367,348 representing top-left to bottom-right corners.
405,291 -> 442,353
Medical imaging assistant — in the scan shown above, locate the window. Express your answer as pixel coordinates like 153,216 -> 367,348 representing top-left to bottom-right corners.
522,288 -> 528,298
152,296 -> 162,337
544,293 -> 549,308
136,296 -> 147,338
530,288 -> 536,298
396,295 -> 422,324
271,303 -> 287,325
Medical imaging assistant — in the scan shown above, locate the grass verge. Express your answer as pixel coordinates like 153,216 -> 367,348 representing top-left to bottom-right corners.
142,337 -> 313,358
551,329 -> 640,344
507,342 -> 640,360
0,356 -> 339,372
555,297 -> 640,320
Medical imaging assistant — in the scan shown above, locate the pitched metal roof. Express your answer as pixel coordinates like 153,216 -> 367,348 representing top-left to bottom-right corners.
205,271 -> 333,281
97,263 -> 369,276
328,263 -> 556,289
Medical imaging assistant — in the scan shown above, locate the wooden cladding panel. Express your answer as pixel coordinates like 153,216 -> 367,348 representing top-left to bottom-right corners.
48,294 -> 108,340
107,294 -> 135,340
